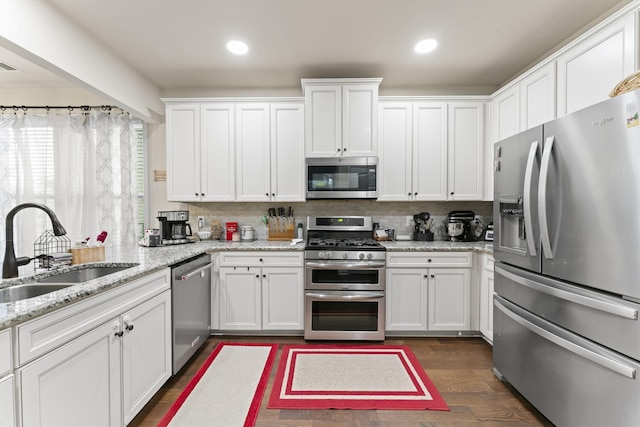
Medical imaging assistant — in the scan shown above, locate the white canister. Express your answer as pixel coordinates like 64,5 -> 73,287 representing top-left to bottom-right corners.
241,225 -> 254,241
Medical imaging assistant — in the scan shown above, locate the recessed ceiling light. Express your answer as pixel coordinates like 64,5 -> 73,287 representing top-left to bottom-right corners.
414,39 -> 438,54
227,40 -> 249,55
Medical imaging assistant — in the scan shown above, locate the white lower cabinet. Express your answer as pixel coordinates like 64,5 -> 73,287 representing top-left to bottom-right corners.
479,254 -> 495,343
15,269 -> 171,427
0,374 -> 15,427
219,252 -> 304,331
0,328 -> 14,427
386,252 -> 472,333
20,319 -> 122,427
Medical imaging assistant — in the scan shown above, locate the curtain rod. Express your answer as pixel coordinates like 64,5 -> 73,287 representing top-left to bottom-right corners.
0,105 -> 117,112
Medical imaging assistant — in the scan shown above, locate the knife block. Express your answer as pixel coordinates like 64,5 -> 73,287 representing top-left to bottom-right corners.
267,216 -> 295,241
70,245 -> 105,265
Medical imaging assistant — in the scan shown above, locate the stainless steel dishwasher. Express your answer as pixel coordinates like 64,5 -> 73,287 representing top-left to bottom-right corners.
171,253 -> 212,374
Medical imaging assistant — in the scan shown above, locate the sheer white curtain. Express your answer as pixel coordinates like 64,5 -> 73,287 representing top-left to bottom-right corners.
0,110 -> 138,265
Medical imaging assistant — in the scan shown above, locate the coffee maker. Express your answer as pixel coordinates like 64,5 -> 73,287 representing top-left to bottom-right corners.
157,210 -> 193,245
445,210 -> 475,242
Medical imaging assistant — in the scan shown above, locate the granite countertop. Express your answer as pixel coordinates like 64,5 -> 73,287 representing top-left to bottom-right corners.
0,239 -> 492,329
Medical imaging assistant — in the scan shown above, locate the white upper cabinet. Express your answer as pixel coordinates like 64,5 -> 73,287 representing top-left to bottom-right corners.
166,102 -> 235,202
447,102 -> 485,200
378,102 -> 448,201
379,100 -> 481,201
235,103 -> 271,201
557,12 -> 636,116
236,102 -> 305,202
491,86 -> 520,143
270,103 -> 305,202
166,103 -> 201,201
519,62 -> 556,130
201,103 -> 235,201
303,78 -> 382,157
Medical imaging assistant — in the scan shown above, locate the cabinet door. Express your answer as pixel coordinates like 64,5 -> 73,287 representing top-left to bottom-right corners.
304,85 -> 342,157
166,103 -> 201,201
480,267 -> 495,342
270,103 -> 305,202
447,102 -> 484,200
236,103 -> 271,201
342,84 -> 378,156
0,374 -> 15,427
427,268 -> 471,331
262,267 -> 304,330
20,320 -> 122,427
557,13 -> 636,116
122,291 -> 172,425
491,85 -> 520,142
201,103 -> 235,201
520,62 -> 556,130
378,102 -> 412,201
386,268 -> 428,331
413,102 -> 448,200
220,267 -> 261,330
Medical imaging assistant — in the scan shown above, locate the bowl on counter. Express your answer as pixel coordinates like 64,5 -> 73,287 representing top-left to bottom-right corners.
196,231 -> 212,240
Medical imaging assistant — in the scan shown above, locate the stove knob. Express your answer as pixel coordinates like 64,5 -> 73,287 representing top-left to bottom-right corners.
318,251 -> 326,259
358,253 -> 365,260
343,253 -> 349,260
367,253 -> 374,260
325,252 -> 332,259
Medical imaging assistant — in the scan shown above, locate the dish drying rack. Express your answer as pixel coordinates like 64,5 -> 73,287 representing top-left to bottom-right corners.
33,230 -> 72,271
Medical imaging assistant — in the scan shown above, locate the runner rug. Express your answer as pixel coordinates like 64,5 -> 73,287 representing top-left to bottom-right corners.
267,344 -> 449,411
158,342 -> 278,427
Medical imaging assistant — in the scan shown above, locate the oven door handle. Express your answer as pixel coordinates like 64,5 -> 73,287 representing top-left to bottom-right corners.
304,261 -> 386,269
305,292 -> 385,300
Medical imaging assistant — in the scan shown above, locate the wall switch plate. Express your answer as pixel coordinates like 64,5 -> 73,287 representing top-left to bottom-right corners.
405,216 -> 413,226
197,216 -> 205,229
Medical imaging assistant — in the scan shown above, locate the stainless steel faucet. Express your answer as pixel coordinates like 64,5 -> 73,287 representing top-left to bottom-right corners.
2,203 -> 67,279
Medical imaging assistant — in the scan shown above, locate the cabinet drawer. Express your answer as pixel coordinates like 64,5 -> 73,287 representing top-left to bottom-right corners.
16,269 -> 170,367
219,251 -> 303,267
386,251 -> 472,268
0,328 -> 11,377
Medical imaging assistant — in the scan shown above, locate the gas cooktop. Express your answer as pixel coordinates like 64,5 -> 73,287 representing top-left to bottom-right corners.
306,238 -> 384,251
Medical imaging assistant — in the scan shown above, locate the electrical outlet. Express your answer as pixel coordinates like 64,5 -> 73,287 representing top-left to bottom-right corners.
197,216 -> 205,229
405,215 -> 413,226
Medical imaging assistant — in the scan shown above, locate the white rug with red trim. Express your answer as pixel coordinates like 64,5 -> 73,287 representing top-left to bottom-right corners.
158,342 -> 277,427
268,344 -> 449,411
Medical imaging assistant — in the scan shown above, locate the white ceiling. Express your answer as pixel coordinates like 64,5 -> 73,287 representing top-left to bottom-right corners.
0,0 -> 633,95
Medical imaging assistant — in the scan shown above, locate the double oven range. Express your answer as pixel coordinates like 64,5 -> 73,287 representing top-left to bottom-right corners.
304,216 -> 386,341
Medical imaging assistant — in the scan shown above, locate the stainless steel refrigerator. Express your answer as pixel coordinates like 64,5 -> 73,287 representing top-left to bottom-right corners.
493,89 -> 640,427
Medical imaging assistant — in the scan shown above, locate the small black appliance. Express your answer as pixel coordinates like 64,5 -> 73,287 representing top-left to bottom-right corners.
445,210 -> 475,242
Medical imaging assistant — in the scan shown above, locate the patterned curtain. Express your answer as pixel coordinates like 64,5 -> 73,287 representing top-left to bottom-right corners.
0,110 -> 138,272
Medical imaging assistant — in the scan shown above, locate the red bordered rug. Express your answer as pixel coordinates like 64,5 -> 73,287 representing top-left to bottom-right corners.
267,344 -> 449,411
158,342 -> 278,427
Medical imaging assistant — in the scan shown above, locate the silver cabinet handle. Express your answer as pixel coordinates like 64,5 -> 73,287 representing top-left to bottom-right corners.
538,135 -> 554,259
305,292 -> 385,300
523,140 -> 539,257
179,262 -> 212,281
496,265 -> 638,320
495,298 -> 636,379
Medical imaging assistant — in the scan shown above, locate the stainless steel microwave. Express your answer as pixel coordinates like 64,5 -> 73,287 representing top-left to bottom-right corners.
306,156 -> 378,199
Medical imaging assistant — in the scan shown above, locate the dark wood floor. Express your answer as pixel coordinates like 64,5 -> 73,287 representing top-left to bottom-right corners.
129,336 -> 553,427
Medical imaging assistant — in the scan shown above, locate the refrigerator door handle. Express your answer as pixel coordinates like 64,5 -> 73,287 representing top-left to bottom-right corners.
539,135 -> 555,259
495,265 -> 639,320
523,140 -> 539,257
495,298 -> 637,379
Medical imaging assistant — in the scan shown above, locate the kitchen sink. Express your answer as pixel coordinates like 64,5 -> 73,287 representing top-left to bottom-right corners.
36,265 -> 137,283
0,283 -> 75,303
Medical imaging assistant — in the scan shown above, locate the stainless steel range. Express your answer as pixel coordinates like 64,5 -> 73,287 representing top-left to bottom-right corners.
304,216 -> 386,341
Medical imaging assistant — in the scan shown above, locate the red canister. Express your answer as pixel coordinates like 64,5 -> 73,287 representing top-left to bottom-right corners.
225,222 -> 238,241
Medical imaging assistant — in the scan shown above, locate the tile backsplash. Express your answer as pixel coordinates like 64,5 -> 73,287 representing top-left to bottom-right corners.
185,200 -> 493,241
